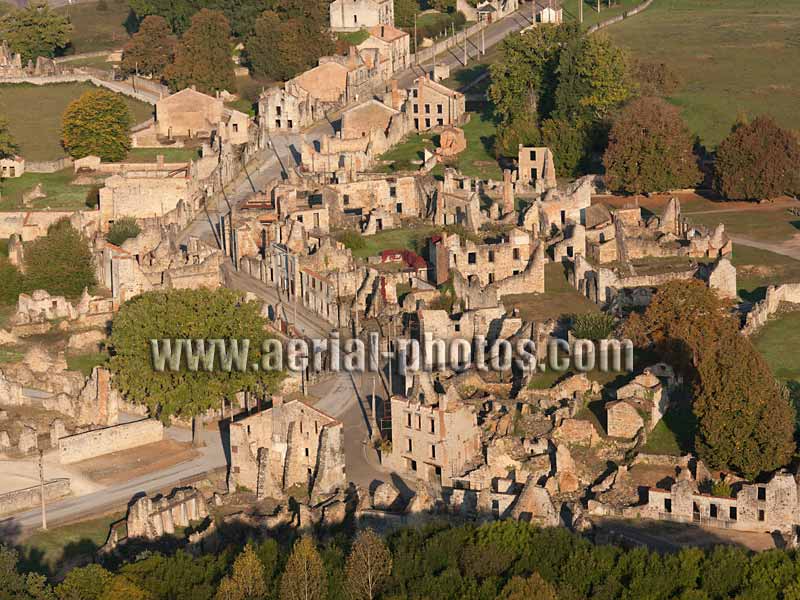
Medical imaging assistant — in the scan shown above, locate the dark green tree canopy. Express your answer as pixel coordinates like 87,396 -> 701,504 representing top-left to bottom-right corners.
714,115 -> 800,201
0,115 -> 19,160
603,96 -> 701,194
627,280 -> 795,478
121,15 -> 177,78
23,218 -> 96,298
61,89 -> 133,162
109,288 -> 283,425
165,9 -> 236,94
0,1 -> 72,62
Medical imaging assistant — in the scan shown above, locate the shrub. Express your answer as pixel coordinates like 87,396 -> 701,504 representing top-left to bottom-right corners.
23,218 -> 95,297
711,480 -> 733,498
0,257 -> 26,305
336,230 -> 366,251
603,97 -> 701,194
714,115 -> 800,201
106,217 -> 141,247
571,312 -> 615,340
631,59 -> 682,97
85,186 -> 100,209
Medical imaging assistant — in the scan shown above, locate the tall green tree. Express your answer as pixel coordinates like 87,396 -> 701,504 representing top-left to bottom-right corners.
0,1 -> 71,62
280,536 -> 327,600
603,97 -> 700,194
540,118 -> 591,177
489,23 -> 580,125
23,218 -> 95,298
121,15 -> 177,78
500,573 -> 558,600
627,280 -> 796,478
0,116 -> 18,159
216,545 -> 268,600
109,288 -> 283,445
714,115 -> 800,201
571,34 -> 632,119
165,9 -> 236,93
61,89 -> 133,162
345,530 -> 392,600
56,565 -> 113,600
128,0 -> 207,34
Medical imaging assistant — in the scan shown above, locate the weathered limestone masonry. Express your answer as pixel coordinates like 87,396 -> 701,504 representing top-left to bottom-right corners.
330,0 -> 394,31
228,398 -> 346,503
0,479 -> 70,517
127,488 -> 208,540
742,282 -> 800,335
12,289 -> 115,334
58,418 -> 164,464
453,243 -> 546,310
639,470 -> 800,535
386,374 -> 483,486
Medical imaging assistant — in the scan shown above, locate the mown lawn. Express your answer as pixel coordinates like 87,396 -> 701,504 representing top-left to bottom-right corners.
0,170 -> 94,212
18,512 -> 124,575
57,1 -> 133,55
0,83 -> 153,161
687,206 -> 800,244
503,261 -> 600,322
608,0 -> 800,147
126,147 -> 201,163
451,109 -> 501,180
731,244 -> 800,303
561,0 -> 648,29
641,400 -> 697,456
754,310 -> 800,382
376,132 -> 435,173
349,225 -> 437,259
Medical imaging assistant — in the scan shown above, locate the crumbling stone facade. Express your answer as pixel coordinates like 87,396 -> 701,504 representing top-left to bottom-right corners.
127,487 -> 208,540
228,397 -> 346,502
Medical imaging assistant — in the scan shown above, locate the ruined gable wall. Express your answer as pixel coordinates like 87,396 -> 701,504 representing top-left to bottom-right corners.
58,418 -> 164,464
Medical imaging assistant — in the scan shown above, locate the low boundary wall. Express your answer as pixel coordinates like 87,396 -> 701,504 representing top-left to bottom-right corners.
59,418 -> 164,464
0,479 -> 71,516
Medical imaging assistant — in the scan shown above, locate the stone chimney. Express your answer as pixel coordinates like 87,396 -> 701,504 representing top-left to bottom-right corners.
502,168 -> 514,215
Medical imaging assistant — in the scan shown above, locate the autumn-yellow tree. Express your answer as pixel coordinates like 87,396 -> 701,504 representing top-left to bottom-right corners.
280,536 -> 326,600
61,89 -> 133,162
216,544 -> 268,600
345,529 -> 392,600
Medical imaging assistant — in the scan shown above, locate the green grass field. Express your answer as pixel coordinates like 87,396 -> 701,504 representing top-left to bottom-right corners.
731,243 -> 800,302
754,310 -> 800,382
608,0 -> 800,147
126,147 -> 201,163
0,170 -> 94,212
58,1 -> 133,55
18,512 -> 124,575
66,351 -> 108,376
452,110 -> 501,180
562,0 -> 646,29
503,262 -> 600,322
686,206 -> 800,244
349,225 -> 437,259
0,83 -> 153,161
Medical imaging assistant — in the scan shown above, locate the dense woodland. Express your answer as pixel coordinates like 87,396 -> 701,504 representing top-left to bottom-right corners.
6,520 -> 800,599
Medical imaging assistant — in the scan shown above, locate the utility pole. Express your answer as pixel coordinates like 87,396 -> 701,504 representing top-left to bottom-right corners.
371,375 -> 377,437
580,0 -> 583,23
38,449 -> 47,530
413,14 -> 418,66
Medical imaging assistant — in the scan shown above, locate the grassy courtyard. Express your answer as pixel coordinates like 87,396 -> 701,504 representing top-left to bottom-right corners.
345,225 -> 437,259
502,261 -> 600,322
0,83 -> 153,162
0,170 -> 94,212
608,0 -> 800,147
754,310 -> 800,383
731,244 -> 800,302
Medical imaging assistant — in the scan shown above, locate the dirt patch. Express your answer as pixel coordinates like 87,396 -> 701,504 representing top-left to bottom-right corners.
71,439 -> 199,486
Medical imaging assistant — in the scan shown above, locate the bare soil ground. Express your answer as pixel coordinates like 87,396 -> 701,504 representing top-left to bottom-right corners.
71,439 -> 199,486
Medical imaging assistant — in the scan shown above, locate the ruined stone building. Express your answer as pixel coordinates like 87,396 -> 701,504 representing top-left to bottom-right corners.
411,76 -> 466,131
340,98 -> 400,140
0,41 -> 60,78
474,0 -> 520,22
0,156 -> 24,179
330,0 -> 394,31
534,0 -> 564,23
428,228 -> 536,288
260,49 -> 382,134
132,87 -> 250,147
605,369 -> 670,439
386,375 -> 482,486
357,25 -> 411,79
517,146 -> 557,194
228,398 -> 346,503
641,470 -> 800,535
127,488 -> 209,540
